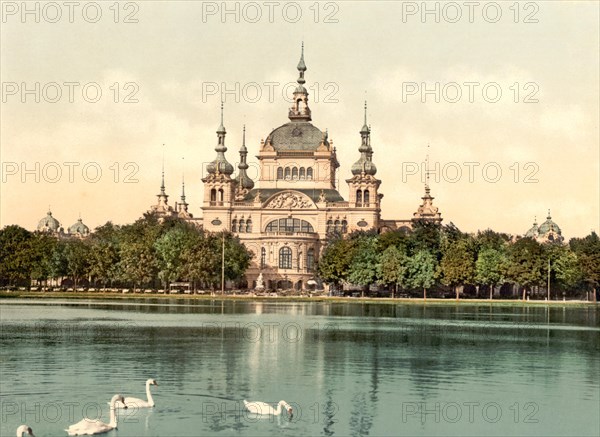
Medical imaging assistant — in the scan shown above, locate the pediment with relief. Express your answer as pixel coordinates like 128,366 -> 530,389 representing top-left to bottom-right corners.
264,191 -> 315,209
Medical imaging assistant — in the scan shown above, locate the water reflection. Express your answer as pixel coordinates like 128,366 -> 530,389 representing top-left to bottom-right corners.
0,299 -> 598,437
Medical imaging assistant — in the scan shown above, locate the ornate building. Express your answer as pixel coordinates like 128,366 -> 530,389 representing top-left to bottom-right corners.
148,46 -> 443,290
37,210 -> 90,239
525,210 -> 564,244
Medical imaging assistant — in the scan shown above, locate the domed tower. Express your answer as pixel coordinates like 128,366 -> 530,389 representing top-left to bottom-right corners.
346,102 -> 381,213
148,153 -> 176,220
37,209 -> 63,236
525,217 -> 539,239
534,210 -> 563,243
68,216 -> 90,238
202,103 -> 236,231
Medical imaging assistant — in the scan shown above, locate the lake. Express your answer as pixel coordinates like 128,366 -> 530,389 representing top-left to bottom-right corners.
0,299 -> 598,436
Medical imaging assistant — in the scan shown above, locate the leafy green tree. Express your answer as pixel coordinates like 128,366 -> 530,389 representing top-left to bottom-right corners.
569,232 -> 600,298
440,238 -> 476,299
154,223 -> 198,288
553,248 -> 584,293
318,236 -> 356,287
407,249 -> 438,299
63,239 -> 91,288
475,247 -> 507,299
347,234 -> 381,295
28,232 -> 58,285
505,237 -> 545,300
379,245 -> 409,297
88,222 -> 121,288
0,225 -> 34,286
410,220 -> 442,258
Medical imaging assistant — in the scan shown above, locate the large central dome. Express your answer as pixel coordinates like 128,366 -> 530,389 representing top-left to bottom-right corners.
268,122 -> 326,151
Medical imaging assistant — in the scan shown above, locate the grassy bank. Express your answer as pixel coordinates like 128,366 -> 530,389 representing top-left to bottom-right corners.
0,291 -> 597,307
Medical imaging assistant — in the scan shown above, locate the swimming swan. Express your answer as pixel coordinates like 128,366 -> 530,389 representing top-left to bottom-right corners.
115,378 -> 158,408
16,425 -> 34,436
243,400 -> 293,417
66,394 -> 125,435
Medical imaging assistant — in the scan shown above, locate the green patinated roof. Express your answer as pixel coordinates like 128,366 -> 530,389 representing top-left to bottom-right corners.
243,188 -> 344,203
268,122 -> 326,151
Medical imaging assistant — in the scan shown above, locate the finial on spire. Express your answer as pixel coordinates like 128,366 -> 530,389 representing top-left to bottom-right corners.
297,41 -> 306,72
242,124 -> 246,147
547,209 -> 551,219
425,144 -> 431,194
161,144 -> 166,194
217,101 -> 226,134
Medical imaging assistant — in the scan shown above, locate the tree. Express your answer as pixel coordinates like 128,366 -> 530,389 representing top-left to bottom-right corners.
440,238 -> 476,299
0,225 -> 33,286
569,232 -> 600,299
63,239 -> 91,288
505,237 -> 545,300
28,232 -> 58,286
410,220 -> 442,257
407,249 -> 437,299
88,222 -> 121,288
553,248 -> 584,293
379,245 -> 409,297
318,236 -> 356,287
475,247 -> 507,299
154,224 -> 198,288
347,234 -> 381,295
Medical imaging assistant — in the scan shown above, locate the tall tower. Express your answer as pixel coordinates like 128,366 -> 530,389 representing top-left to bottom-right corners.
413,147 -> 442,223
288,42 -> 311,122
201,103 -> 236,231
346,102 -> 381,229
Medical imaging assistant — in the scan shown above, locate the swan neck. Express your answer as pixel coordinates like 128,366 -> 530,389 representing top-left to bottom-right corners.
109,401 -> 118,427
146,382 -> 154,406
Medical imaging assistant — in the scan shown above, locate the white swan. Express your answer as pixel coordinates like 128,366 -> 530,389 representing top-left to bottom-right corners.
114,378 -> 158,408
16,425 -> 34,436
243,400 -> 293,417
66,394 -> 125,435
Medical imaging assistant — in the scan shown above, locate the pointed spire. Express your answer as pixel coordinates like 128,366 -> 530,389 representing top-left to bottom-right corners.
352,103 -> 376,176
361,101 -> 369,133
160,144 -> 166,195
236,124 -> 254,190
425,144 -> 431,195
217,101 -> 226,134
289,43 -> 311,122
547,209 -> 551,219
208,103 -> 234,175
180,157 -> 186,202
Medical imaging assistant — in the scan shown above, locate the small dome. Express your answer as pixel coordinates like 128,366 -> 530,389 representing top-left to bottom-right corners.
236,173 -> 255,190
351,157 -> 377,176
268,122 -> 325,151
525,223 -> 539,238
538,215 -> 561,235
207,159 -> 234,175
69,218 -> 90,236
37,211 -> 60,232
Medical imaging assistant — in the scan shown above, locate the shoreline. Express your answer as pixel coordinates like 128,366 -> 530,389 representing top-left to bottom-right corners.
0,291 -> 597,307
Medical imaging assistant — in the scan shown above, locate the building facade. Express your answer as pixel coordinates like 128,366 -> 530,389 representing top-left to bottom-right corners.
148,47 -> 443,290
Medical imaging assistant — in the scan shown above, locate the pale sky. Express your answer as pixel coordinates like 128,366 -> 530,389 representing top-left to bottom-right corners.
1,1 -> 599,238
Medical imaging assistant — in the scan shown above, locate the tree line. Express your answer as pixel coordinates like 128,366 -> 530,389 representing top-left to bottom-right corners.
0,214 -> 252,291
317,221 -> 600,300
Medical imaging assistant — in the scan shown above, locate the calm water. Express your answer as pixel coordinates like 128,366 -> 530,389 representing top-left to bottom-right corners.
0,299 -> 598,437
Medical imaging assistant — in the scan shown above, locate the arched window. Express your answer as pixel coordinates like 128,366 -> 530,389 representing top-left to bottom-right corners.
279,247 -> 292,269
218,189 -> 224,202
341,220 -> 348,233
356,189 -> 362,205
231,219 -> 237,231
326,219 -> 333,233
292,167 -> 298,179
246,219 -> 252,233
307,248 -> 315,271
238,219 -> 245,233
334,220 -> 341,232
307,168 -> 313,180
284,167 -> 291,179
363,189 -> 370,205
277,167 -> 283,179
260,247 -> 266,268
265,218 -> 314,233
210,189 -> 217,202
299,167 -> 305,179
